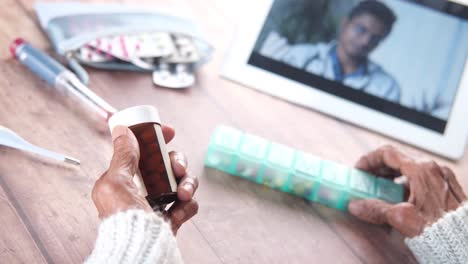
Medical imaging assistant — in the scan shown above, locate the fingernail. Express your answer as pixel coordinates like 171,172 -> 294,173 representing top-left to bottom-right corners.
111,126 -> 128,142
173,210 -> 185,222
176,155 -> 186,169
348,200 -> 362,215
183,182 -> 194,195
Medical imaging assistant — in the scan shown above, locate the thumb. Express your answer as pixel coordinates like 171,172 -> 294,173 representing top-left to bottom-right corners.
348,199 -> 392,225
109,126 -> 140,176
349,199 -> 426,237
385,202 -> 426,238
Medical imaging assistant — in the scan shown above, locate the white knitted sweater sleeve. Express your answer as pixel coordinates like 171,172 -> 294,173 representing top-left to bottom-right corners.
85,209 -> 183,264
405,203 -> 468,264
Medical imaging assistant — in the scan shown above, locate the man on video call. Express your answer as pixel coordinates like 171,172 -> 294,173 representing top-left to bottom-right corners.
260,0 -> 401,103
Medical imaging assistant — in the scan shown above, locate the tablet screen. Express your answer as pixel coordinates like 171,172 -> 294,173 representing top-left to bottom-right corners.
248,0 -> 468,133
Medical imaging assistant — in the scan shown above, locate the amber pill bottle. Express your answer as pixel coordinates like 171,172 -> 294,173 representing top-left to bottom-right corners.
108,105 -> 178,210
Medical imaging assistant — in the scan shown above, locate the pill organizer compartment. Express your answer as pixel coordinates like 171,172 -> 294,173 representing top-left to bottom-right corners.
291,152 -> 321,199
345,169 -> 377,208
261,143 -> 295,191
376,177 -> 404,203
314,161 -> 349,210
205,126 -> 242,172
234,134 -> 269,181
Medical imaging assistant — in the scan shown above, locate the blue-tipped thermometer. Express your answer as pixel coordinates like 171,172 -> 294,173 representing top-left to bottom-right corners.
10,38 -> 117,121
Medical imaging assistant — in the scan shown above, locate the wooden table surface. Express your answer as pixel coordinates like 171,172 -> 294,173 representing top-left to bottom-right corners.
1,0 -> 467,263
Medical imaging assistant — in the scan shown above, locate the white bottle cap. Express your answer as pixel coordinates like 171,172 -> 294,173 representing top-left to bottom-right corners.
108,105 -> 161,132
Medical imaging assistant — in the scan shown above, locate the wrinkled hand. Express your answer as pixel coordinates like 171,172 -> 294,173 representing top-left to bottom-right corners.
92,125 -> 199,235
348,145 -> 466,238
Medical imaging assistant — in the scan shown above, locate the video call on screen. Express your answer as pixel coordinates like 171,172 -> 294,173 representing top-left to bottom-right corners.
249,0 -> 468,133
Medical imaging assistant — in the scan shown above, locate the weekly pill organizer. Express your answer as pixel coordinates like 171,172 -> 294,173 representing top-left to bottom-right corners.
205,126 -> 404,211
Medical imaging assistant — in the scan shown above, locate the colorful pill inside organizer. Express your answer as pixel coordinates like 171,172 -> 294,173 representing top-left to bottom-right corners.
204,125 -> 404,211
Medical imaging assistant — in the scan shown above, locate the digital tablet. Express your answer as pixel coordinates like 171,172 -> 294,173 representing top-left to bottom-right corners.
221,0 -> 468,159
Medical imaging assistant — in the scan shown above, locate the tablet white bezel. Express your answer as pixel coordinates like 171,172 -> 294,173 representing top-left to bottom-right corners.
221,0 -> 468,160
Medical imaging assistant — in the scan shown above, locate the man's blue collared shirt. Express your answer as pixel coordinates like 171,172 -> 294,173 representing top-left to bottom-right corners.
330,46 -> 367,82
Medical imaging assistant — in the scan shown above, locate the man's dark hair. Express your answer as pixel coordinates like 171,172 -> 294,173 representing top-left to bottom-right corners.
349,0 -> 397,33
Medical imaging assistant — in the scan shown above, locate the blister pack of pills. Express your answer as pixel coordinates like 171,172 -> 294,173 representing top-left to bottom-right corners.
35,2 -> 213,89
205,126 -> 404,211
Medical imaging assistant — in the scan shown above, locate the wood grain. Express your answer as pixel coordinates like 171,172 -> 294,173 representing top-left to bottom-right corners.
1,0 -> 466,263
0,173 -> 47,264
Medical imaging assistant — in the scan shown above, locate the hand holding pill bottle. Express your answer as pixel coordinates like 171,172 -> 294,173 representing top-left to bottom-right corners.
108,105 -> 178,210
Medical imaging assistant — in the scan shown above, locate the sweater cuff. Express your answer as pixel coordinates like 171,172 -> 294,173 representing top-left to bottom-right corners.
405,202 -> 468,264
85,209 -> 183,264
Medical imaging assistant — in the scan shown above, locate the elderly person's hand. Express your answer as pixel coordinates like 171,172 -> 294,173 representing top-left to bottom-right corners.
348,145 -> 466,237
92,125 -> 199,234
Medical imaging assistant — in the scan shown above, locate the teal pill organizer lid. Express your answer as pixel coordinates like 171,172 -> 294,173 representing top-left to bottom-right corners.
266,143 -> 295,169
348,169 -> 376,196
294,152 -> 321,178
211,126 -> 242,152
376,178 -> 404,203
321,161 -> 349,187
238,133 -> 269,160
